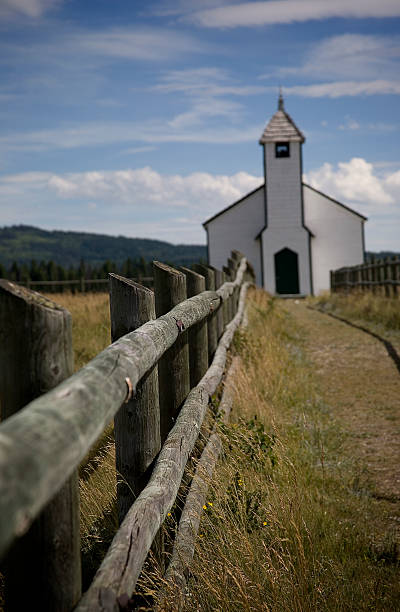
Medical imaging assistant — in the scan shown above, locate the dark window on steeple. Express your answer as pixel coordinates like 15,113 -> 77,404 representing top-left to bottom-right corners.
275,142 -> 290,158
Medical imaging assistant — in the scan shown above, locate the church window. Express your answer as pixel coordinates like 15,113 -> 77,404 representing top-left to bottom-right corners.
275,142 -> 290,158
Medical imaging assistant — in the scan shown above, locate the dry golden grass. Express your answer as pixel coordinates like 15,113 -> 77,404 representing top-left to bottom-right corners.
179,289 -> 399,611
312,290 -> 400,333
45,289 -> 399,608
45,292 -> 111,371
45,292 -> 117,587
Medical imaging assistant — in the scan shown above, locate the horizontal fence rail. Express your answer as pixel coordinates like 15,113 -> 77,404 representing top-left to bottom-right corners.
16,276 -> 154,291
77,280 -> 251,610
0,251 -> 254,610
331,256 -> 400,297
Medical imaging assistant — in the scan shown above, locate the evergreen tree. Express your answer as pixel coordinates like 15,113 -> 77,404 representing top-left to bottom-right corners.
9,261 -> 20,281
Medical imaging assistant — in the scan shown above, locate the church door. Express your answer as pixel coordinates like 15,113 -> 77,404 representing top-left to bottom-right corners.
274,247 -> 299,294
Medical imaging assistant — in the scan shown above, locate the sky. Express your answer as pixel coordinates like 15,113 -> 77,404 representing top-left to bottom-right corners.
0,0 -> 399,251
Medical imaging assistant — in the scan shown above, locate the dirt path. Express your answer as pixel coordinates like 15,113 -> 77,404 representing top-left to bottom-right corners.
283,300 -> 400,542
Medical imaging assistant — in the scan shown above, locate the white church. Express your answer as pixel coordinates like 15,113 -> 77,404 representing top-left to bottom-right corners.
203,95 -> 366,295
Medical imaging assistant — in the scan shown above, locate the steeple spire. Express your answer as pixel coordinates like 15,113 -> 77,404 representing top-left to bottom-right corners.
278,87 -> 284,111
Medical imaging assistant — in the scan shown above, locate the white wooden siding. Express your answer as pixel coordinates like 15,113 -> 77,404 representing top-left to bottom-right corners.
261,226 -> 311,294
264,142 -> 303,228
304,185 -> 364,295
205,187 -> 264,284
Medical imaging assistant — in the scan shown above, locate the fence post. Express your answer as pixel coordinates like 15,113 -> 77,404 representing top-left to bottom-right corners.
192,264 -> 218,361
209,266 -> 225,339
0,280 -> 81,612
392,256 -> 398,298
360,263 -> 365,292
228,256 -> 239,311
180,267 -> 208,387
153,262 -> 190,444
378,258 -> 383,295
370,256 -> 376,294
109,274 -> 161,523
223,266 -> 234,322
384,257 -> 390,298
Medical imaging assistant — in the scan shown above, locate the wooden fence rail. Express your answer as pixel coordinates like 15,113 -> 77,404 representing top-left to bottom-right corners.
0,252 -> 254,611
331,256 -> 400,297
16,276 -> 154,292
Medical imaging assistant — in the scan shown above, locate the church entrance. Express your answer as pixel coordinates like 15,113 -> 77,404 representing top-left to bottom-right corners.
274,247 -> 299,294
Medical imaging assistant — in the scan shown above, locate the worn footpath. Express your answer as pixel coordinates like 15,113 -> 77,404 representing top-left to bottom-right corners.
284,300 -> 400,544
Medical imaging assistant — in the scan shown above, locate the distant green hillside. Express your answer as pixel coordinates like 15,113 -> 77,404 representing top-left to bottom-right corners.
365,251 -> 400,261
0,225 -> 207,268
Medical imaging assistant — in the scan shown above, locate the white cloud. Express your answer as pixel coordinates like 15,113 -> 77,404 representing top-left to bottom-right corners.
154,68 -> 266,129
0,119 -> 262,152
304,158 -> 394,207
154,67 -> 266,97
150,0 -> 232,18
339,116 -> 360,131
122,146 -> 157,155
259,34 -> 400,99
305,158 -> 400,251
74,27 -> 206,62
277,34 -> 400,81
278,80 -> 400,98
0,0 -> 60,19
44,167 -> 262,208
189,0 -> 400,28
0,167 -> 262,243
1,162 -> 399,249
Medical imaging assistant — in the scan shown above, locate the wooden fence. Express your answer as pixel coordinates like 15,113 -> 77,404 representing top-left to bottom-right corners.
331,256 -> 400,297
0,251 -> 255,611
17,276 -> 154,292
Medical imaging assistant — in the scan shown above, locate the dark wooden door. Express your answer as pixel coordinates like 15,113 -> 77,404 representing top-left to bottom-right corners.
274,248 -> 299,294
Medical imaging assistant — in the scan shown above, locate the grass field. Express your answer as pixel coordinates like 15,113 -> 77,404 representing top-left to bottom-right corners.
45,292 -> 118,587
44,289 -> 399,608
175,290 -> 399,611
311,290 -> 400,333
47,292 -> 111,371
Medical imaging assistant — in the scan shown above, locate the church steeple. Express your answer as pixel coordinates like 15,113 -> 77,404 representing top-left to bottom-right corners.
259,94 -> 305,144
278,88 -> 284,111
258,96 -> 312,296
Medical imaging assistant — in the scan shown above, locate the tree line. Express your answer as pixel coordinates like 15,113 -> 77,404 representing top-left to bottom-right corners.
0,257 -> 152,291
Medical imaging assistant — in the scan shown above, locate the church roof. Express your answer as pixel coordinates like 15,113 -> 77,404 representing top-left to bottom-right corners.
259,94 -> 305,144
203,182 -> 367,227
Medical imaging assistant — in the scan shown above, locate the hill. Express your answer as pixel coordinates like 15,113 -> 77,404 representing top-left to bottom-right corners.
0,225 -> 207,268
365,250 -> 400,261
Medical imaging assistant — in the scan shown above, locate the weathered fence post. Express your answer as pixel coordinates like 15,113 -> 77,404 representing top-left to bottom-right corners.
192,264 -> 218,361
180,267 -> 208,388
0,280 -> 81,612
209,266 -> 225,339
109,274 -> 161,523
228,256 -> 239,311
393,256 -> 398,298
384,257 -> 390,298
367,258 -> 372,292
153,262 -> 190,443
223,266 -> 234,322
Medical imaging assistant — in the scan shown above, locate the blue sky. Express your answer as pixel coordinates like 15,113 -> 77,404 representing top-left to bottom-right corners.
0,0 -> 399,250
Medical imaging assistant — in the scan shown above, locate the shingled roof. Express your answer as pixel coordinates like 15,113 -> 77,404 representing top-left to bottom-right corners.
259,94 -> 305,144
